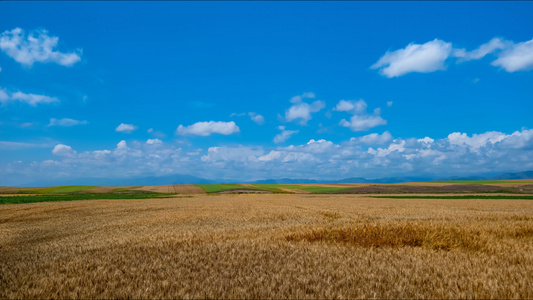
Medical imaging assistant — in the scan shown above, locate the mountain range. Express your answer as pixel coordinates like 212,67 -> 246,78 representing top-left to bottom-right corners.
17,170 -> 533,187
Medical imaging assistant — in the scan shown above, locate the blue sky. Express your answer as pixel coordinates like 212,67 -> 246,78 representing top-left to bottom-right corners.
1,1 -> 533,185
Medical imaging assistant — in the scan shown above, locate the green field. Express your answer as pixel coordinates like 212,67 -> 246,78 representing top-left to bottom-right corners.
254,184 -> 351,193
21,185 -> 98,194
0,192 -> 178,205
194,184 -> 256,193
195,184 -> 351,194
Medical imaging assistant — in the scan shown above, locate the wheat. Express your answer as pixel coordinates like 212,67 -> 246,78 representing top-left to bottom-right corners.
1,194 -> 532,299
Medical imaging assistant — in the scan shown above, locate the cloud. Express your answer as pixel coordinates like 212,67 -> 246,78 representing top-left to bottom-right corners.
0,140 -> 52,150
368,140 -> 406,157
371,39 -> 453,77
258,150 -> 282,162
48,118 -> 88,127
284,92 -> 325,125
0,88 -> 8,101
454,37 -> 533,72
354,131 -> 393,145
454,37 -> 508,61
146,139 -> 163,145
232,112 -> 265,125
115,123 -> 138,133
147,128 -> 167,138
4,128 -> 533,186
491,38 -> 533,72
248,112 -> 265,125
176,121 -> 240,136
52,144 -> 77,158
447,131 -> 507,153
273,126 -> 299,143
334,99 -> 367,114
336,99 -> 387,131
0,87 -> 59,106
201,146 -> 263,162
0,27 -> 81,67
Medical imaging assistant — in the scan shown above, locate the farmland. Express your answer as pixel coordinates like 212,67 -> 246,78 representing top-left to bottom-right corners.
1,181 -> 533,298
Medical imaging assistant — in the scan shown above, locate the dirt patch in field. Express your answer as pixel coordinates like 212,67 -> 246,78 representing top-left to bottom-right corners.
328,184 -> 513,194
171,185 -> 206,194
219,189 -> 273,194
132,185 -> 205,194
83,187 -> 122,193
300,183 -> 370,188
281,188 -> 311,194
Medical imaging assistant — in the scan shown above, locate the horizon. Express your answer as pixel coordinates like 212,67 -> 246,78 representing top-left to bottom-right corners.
1,2 -> 533,186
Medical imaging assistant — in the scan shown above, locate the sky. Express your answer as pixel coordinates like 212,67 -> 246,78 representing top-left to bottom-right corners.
1,1 -> 533,186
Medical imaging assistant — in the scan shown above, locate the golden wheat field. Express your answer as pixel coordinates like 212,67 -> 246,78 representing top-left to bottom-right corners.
1,193 -> 533,299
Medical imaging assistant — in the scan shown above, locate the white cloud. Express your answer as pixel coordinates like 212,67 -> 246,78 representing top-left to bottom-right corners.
368,140 -> 406,157
273,126 -> 299,143
0,141 -> 52,150
372,37 -> 533,76
0,27 -> 81,67
355,131 -> 393,145
0,88 -> 8,101
454,37 -> 507,61
417,137 -> 434,144
52,144 -> 77,158
258,150 -> 282,162
492,38 -> 533,72
201,146 -> 263,162
117,140 -> 128,149
115,123 -> 138,133
371,39 -> 453,77
12,91 -> 59,106
453,37 -> 533,72
334,99 -> 367,114
4,128 -> 533,186
147,128 -> 167,138
284,93 -> 325,125
48,118 -> 88,127
447,131 -> 507,152
248,112 -> 265,125
336,99 -> 387,131
146,139 -> 162,145
176,121 -> 240,136
0,88 -> 59,106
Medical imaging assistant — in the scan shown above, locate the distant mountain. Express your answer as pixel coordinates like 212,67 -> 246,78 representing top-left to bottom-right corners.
250,176 -> 434,184
24,174 -> 217,187
15,170 -> 533,187
250,178 -> 322,184
488,171 -> 533,180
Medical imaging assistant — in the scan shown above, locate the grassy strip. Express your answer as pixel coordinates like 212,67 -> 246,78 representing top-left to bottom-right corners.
371,195 -> 533,200
429,180 -> 532,185
23,185 -> 98,194
112,186 -> 142,192
0,192 -> 177,205
195,184 -> 256,193
254,184 -> 351,193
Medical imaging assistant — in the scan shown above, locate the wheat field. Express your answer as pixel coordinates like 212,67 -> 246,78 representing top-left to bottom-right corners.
1,193 -> 533,299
